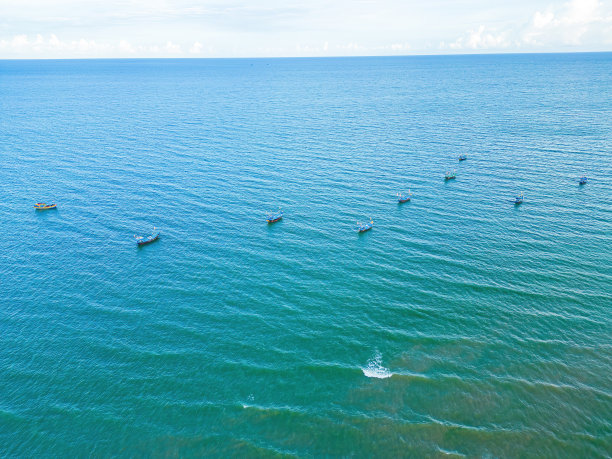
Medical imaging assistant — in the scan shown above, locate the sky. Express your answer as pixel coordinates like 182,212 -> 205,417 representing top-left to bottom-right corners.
0,0 -> 611,58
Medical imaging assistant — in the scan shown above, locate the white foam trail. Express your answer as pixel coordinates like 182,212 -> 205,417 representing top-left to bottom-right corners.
362,351 -> 393,379
438,447 -> 466,457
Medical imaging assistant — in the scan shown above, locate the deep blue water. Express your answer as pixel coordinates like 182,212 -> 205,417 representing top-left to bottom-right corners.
1,54 -> 611,457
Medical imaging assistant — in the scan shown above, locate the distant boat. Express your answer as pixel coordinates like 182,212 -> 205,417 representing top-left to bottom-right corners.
266,209 -> 283,223
397,190 -> 412,203
135,228 -> 160,246
356,219 -> 374,233
513,192 -> 524,205
445,170 -> 456,180
458,155 -> 467,161
34,203 -> 56,210
579,176 -> 587,185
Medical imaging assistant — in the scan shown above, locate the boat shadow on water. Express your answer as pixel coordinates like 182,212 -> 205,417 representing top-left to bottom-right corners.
34,208 -> 59,214
266,218 -> 284,229
34,207 -> 59,221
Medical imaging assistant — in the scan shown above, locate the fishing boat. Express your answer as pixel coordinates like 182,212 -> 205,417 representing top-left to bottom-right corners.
397,190 -> 412,203
356,219 -> 374,233
445,170 -> 456,180
513,192 -> 524,205
579,176 -> 587,185
458,154 -> 467,161
34,203 -> 57,210
266,209 -> 283,223
134,228 -> 160,246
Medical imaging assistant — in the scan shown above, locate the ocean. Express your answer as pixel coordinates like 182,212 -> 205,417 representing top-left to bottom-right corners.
1,54 -> 611,457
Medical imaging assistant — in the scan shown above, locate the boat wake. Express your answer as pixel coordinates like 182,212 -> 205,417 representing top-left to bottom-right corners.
242,394 -> 255,408
362,351 -> 393,379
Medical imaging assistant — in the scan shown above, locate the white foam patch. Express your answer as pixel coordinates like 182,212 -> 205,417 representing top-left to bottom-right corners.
362,351 -> 393,379
242,394 -> 255,408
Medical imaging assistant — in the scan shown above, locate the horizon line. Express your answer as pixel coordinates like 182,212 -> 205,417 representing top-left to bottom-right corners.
1,50 -> 611,61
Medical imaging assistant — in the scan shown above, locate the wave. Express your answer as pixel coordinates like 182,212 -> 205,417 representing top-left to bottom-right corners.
362,351 -> 393,379
437,447 -> 467,457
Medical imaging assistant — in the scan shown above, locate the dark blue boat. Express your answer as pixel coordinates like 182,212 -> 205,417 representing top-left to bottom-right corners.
356,219 -> 374,232
397,190 -> 412,203
458,155 -> 467,161
513,192 -> 524,205
135,228 -> 160,246
266,209 -> 283,223
579,176 -> 587,185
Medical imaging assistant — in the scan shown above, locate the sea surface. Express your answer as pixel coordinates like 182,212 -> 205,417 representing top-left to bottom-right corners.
1,54 -> 611,457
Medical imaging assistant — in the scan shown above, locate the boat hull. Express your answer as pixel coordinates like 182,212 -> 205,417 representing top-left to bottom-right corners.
267,216 -> 283,223
34,204 -> 57,210
136,234 -> 160,245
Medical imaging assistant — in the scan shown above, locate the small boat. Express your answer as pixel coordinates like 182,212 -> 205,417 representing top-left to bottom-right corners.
445,170 -> 456,180
458,155 -> 467,161
266,209 -> 283,223
34,203 -> 57,210
397,190 -> 412,203
135,228 -> 160,246
356,219 -> 374,233
513,192 -> 524,205
579,176 -> 587,185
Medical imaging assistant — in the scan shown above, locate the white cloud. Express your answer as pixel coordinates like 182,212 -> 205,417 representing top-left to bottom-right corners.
533,10 -> 555,29
0,34 -> 194,57
448,26 -> 509,50
12,34 -> 30,48
1,1 -> 611,58
563,0 -> 602,24
118,39 -> 135,54
390,43 -> 409,51
163,41 -> 182,54
522,0 -> 612,46
445,0 -> 612,52
0,33 -> 114,55
49,34 -> 62,49
189,41 -> 203,54
337,42 -> 365,52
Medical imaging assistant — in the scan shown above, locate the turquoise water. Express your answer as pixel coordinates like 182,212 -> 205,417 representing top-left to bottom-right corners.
1,54 -> 611,457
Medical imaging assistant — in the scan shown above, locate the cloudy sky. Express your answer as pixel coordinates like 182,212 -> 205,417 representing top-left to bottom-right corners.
1,0 -> 611,58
